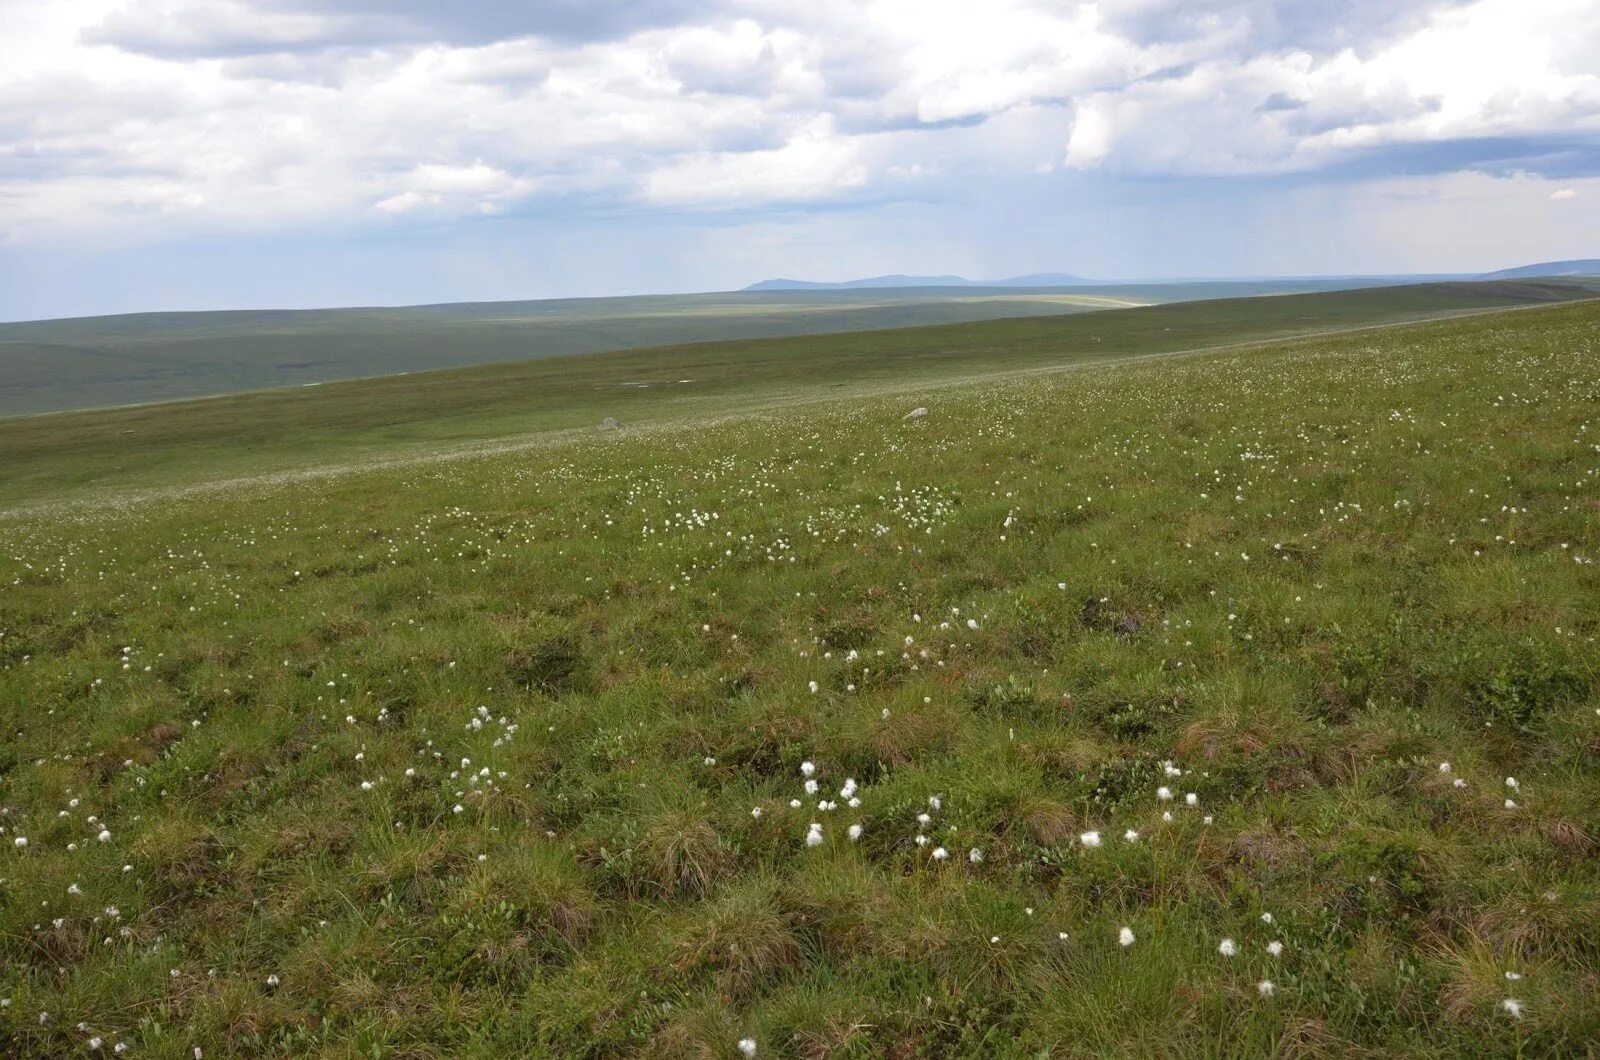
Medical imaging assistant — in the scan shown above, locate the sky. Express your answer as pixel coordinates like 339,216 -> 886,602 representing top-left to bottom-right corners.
1,0 -> 1597,321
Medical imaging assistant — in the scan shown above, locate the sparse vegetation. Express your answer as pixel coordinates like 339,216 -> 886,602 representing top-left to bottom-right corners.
1,297 -> 1598,1056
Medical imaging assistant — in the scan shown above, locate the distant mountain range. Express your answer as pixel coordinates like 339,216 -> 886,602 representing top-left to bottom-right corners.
747,260 -> 1600,292
744,273 -> 1089,291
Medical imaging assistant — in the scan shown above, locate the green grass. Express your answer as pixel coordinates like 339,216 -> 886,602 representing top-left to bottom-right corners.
1,279 -> 1591,508
1,296 -> 1598,1056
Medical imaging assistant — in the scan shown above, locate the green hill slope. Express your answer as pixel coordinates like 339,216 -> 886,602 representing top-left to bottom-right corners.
1,298 -> 1597,1055
8,277 -> 1586,416
0,279 -> 1592,507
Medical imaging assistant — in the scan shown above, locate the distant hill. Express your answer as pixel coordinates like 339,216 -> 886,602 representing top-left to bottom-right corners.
745,272 -> 1089,291
1480,259 -> 1600,280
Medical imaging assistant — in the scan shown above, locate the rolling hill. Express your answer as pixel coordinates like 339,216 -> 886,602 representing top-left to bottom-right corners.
6,277 -> 1595,418
2,290 -> 1597,1056
1,279 -> 1593,508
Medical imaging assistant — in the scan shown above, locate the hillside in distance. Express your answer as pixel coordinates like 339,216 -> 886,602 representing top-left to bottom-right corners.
6,276 -> 1594,418
1,279 -> 1594,507
1481,258 -> 1600,280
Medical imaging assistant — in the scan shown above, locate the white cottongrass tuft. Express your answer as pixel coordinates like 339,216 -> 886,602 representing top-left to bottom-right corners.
1266,940 -> 1284,957
805,822 -> 824,847
1218,938 -> 1237,957
1079,830 -> 1102,848
1500,998 -> 1524,1019
1185,792 -> 1199,807
1156,786 -> 1173,801
931,846 -> 949,861
1123,829 -> 1139,843
968,847 -> 983,863
1118,926 -> 1135,947
800,761 -> 816,777
847,823 -> 862,842
1257,980 -> 1275,997
737,1038 -> 758,1057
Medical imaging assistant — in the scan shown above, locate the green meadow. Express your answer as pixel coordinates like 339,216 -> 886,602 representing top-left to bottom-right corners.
1,290 -> 1598,1056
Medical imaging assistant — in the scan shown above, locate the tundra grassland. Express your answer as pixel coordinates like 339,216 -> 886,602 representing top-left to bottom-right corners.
1,301 -> 1599,1057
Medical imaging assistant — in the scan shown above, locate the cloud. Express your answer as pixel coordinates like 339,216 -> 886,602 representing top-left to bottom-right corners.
2,0 -> 1598,252
642,115 -> 867,205
1550,187 -> 1578,200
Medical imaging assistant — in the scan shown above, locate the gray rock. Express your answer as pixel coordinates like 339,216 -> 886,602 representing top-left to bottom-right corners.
903,407 -> 928,421
600,417 -> 621,430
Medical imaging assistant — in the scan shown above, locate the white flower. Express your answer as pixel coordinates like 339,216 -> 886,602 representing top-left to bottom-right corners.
67,883 -> 82,896
96,830 -> 111,843
915,834 -> 930,847
1257,980 -> 1275,997
1157,787 -> 1173,801
737,1039 -> 758,1057
804,779 -> 819,795
805,823 -> 824,847
1218,938 -> 1237,957
931,846 -> 949,861
750,807 -> 762,818
1266,940 -> 1284,957
1079,831 -> 1102,848
808,681 -> 819,694
917,812 -> 932,828
968,847 -> 983,863
1505,799 -> 1518,810
1500,998 -> 1524,1019
800,761 -> 816,778
1505,971 -> 1523,981
966,619 -> 979,630
1438,762 -> 1452,773
928,795 -> 942,811
1185,793 -> 1199,807
1453,778 -> 1467,789
12,837 -> 25,848
789,799 -> 802,809
1505,777 -> 1519,790
1260,912 -> 1274,925
1118,926 -> 1135,947
1123,829 -> 1139,843
360,781 -> 373,791
88,1038 -> 103,1051
847,824 -> 862,841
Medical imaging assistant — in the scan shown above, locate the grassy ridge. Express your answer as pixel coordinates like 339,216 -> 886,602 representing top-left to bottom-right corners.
1,280 -> 1591,507
0,300 -> 1597,1055
0,278 -> 1473,416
